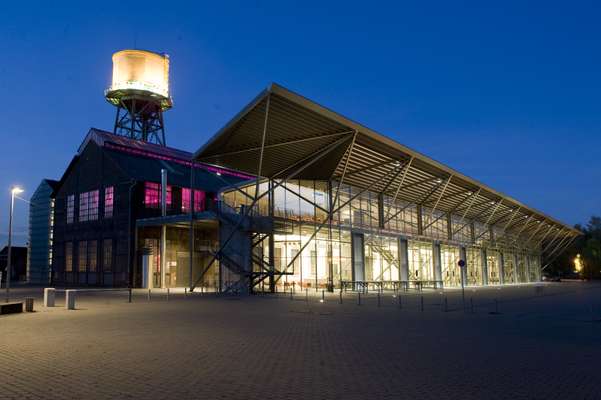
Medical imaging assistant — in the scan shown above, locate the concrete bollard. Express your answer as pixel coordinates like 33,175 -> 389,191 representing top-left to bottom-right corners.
25,297 -> 34,312
320,290 -> 325,303
44,288 -> 56,307
65,290 -> 76,310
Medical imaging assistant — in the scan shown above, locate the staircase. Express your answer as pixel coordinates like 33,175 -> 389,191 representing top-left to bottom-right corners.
363,235 -> 400,281
192,201 -> 288,294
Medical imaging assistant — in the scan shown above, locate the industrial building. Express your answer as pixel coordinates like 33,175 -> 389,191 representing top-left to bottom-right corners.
31,50 -> 579,292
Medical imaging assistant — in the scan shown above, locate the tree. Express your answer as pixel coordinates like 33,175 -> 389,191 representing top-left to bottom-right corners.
545,216 -> 601,279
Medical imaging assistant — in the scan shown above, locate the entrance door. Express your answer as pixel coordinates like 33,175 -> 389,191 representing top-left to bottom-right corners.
142,239 -> 161,288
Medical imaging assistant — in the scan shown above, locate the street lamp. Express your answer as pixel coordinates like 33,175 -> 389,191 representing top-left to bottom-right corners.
5,186 -> 23,303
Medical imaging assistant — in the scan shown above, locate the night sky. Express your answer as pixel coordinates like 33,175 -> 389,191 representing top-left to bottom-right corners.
1,1 -> 599,246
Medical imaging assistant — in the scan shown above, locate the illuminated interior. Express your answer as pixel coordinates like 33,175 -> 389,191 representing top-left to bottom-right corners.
221,178 -> 545,291
487,250 -> 500,284
441,245 -> 461,287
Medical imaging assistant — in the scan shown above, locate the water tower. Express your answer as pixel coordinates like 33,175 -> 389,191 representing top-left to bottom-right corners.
105,49 -> 172,146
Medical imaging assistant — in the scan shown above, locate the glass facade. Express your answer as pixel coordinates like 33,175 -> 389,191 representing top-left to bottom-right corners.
364,234 -> 399,282
466,248 -> 483,285
407,241 -> 434,281
503,251 -> 516,283
136,225 -> 220,289
441,244 -> 461,287
220,179 -> 542,291
487,250 -> 501,284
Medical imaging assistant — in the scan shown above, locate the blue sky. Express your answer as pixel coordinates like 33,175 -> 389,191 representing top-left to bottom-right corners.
1,1 -> 599,245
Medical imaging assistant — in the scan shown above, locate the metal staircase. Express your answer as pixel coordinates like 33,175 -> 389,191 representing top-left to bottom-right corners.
191,201 -> 291,294
363,235 -> 400,281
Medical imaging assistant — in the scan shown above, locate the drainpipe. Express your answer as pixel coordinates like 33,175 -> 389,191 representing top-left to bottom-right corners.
161,169 -> 167,288
127,179 -> 136,289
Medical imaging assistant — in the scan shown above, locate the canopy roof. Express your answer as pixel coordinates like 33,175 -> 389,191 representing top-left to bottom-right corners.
195,83 -> 579,244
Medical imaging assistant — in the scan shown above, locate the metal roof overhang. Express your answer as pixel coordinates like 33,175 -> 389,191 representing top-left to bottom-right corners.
194,83 -> 580,244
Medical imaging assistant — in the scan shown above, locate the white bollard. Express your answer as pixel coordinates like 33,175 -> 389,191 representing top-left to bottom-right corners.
65,290 -> 76,310
44,288 -> 56,307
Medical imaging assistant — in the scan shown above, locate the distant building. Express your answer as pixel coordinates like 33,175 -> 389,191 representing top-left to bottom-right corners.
27,179 -> 58,284
0,246 -> 27,282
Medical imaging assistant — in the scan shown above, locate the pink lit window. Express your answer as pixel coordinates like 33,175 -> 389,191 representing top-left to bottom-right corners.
182,188 -> 191,212
182,189 -> 205,213
104,186 -> 114,218
194,190 -> 205,212
144,182 -> 172,209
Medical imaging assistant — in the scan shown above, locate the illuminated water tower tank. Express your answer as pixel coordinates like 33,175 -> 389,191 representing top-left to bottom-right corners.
105,49 -> 172,146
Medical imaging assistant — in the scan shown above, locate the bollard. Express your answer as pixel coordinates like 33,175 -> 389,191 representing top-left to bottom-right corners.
65,290 -> 76,310
339,290 -> 343,304
357,291 -> 361,306
43,288 -> 56,307
167,288 -> 170,301
290,287 -> 293,301
420,295 -> 424,312
397,294 -> 402,309
305,288 -> 308,303
377,291 -> 381,307
320,290 -> 325,303
25,297 -> 34,312
148,289 -> 151,301
184,287 -> 188,296
443,296 -> 448,312
491,299 -> 500,314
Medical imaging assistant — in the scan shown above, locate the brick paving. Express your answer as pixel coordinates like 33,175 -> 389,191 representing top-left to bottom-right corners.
1,282 -> 601,399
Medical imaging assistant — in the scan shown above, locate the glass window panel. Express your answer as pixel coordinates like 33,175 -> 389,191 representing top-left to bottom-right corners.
466,247 -> 483,285
104,186 -> 114,218
408,241 -> 433,281
441,245 -> 461,287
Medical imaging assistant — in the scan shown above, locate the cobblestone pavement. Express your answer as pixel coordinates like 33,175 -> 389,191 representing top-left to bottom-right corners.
1,282 -> 601,399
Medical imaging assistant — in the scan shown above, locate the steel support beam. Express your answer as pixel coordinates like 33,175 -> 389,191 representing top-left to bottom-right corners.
541,234 -> 577,271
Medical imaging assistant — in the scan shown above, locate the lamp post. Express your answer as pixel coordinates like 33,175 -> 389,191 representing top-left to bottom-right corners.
5,186 -> 23,303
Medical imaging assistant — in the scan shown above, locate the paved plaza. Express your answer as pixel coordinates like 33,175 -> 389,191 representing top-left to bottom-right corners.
1,282 -> 601,399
